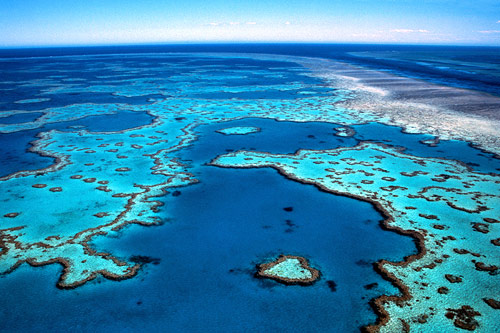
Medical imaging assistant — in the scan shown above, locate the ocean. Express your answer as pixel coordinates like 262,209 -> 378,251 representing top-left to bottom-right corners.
0,44 -> 499,332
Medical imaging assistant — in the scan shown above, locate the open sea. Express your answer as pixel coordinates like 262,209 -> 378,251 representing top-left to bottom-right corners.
2,43 -> 500,96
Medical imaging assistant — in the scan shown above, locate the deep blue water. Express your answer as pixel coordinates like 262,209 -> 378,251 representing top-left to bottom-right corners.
0,93 -> 166,112
0,112 -> 43,124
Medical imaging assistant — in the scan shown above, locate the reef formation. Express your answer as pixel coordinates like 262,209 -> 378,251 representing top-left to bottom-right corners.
256,255 -> 320,285
216,126 -> 260,135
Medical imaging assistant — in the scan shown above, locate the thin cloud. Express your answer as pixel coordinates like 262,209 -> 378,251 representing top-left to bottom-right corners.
351,33 -> 383,38
391,29 -> 413,33
391,29 -> 429,33
285,21 -> 291,25
479,30 -> 500,33
497,20 -> 500,23
207,21 -> 255,27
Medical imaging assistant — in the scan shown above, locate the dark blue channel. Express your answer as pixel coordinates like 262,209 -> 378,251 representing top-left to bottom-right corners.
0,112 -> 44,124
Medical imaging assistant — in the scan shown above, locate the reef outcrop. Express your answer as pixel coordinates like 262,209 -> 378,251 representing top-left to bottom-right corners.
256,255 -> 320,285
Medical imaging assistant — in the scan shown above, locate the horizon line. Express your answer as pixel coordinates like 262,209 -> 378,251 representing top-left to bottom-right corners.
1,41 -> 499,50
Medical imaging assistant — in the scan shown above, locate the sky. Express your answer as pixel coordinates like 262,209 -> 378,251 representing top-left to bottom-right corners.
1,0 -> 499,47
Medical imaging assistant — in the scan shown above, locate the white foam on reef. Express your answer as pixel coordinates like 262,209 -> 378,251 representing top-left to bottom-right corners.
296,57 -> 500,156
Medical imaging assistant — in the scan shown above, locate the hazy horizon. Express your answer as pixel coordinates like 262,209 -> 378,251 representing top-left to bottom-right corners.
1,0 -> 499,47
3,41 -> 500,50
